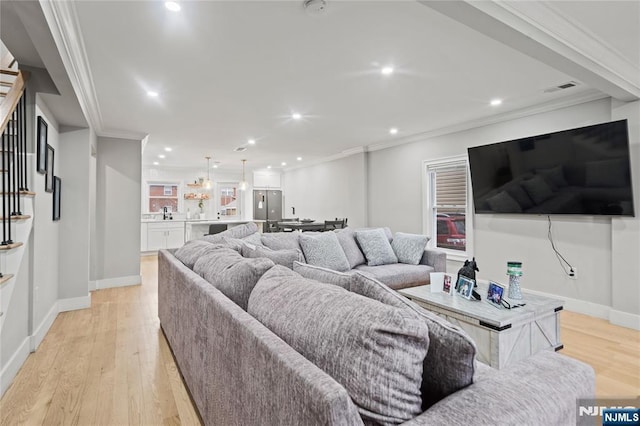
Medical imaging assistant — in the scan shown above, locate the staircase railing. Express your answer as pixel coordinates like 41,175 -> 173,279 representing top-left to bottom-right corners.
0,68 -> 29,270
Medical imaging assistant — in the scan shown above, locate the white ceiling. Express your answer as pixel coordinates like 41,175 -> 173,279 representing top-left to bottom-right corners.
60,1 -> 640,172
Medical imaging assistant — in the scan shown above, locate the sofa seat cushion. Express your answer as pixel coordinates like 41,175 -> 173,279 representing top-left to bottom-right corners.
241,245 -> 304,269
193,246 -> 275,310
391,232 -> 430,265
299,232 -> 351,272
355,228 -> 398,266
248,266 -> 430,425
261,232 -> 301,251
349,272 -> 476,410
354,263 -> 432,290
174,239 -> 221,269
335,228 -> 366,269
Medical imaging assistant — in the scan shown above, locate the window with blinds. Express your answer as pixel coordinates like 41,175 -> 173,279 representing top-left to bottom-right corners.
427,159 -> 468,252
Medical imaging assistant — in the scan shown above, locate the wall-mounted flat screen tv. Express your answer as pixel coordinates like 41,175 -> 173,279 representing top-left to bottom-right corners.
468,120 -> 635,216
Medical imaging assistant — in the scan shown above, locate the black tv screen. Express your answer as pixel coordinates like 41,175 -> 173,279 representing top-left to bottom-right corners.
468,120 -> 635,216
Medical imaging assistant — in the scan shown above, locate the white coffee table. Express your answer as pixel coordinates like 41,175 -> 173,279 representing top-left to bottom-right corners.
399,281 -> 564,369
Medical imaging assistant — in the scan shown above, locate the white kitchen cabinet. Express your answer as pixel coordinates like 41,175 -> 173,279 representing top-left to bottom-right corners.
146,221 -> 185,251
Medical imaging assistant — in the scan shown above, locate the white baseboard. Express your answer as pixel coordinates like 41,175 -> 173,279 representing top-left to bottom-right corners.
58,294 -> 91,312
523,288 -> 640,330
89,280 -> 96,291
609,309 -> 640,331
95,275 -> 141,290
30,303 -> 59,351
0,337 -> 30,398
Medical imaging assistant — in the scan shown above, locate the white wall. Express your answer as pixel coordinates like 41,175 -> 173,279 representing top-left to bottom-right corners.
96,137 -> 142,284
283,153 -> 367,228
284,97 -> 640,325
58,128 -> 93,300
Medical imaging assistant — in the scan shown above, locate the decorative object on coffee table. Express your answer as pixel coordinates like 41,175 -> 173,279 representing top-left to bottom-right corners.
457,258 -> 481,300
507,261 -> 523,299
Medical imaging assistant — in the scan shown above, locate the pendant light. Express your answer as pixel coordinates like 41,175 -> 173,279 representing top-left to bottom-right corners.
239,159 -> 247,191
204,156 -> 212,189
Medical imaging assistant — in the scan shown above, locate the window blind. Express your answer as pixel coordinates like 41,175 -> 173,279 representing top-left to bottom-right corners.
428,161 -> 467,215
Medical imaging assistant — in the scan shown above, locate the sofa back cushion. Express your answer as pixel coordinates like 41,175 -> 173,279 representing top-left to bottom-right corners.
355,228 -> 398,266
242,245 -> 304,269
292,261 -> 353,290
201,222 -> 259,244
174,239 -> 221,269
299,232 -> 351,272
248,266 -> 430,424
193,246 -> 275,310
335,228 -> 366,269
261,232 -> 301,251
350,272 -> 476,410
391,232 -> 430,265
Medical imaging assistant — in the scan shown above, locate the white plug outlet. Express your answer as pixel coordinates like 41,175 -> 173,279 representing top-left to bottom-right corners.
569,268 -> 578,280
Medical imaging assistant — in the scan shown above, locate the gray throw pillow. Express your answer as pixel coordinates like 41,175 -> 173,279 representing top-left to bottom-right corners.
242,245 -> 304,269
486,191 -> 523,213
201,222 -> 258,244
355,228 -> 398,266
248,266 -> 430,424
335,228 -> 366,268
521,175 -> 555,205
193,246 -> 275,310
299,232 -> 351,272
351,272 -> 477,410
261,232 -> 301,251
292,261 -> 354,290
173,240 -> 221,269
391,232 -> 429,265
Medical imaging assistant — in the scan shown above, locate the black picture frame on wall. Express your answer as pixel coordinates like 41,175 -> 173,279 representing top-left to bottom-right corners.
37,116 -> 47,174
45,144 -> 54,193
53,176 -> 61,221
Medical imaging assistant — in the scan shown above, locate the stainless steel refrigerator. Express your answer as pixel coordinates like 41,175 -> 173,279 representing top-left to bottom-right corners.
253,190 -> 282,232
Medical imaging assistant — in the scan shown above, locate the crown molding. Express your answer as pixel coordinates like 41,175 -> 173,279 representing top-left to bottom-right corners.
366,89 -> 607,153
98,129 -> 148,142
420,1 -> 639,102
480,1 -> 639,98
39,0 -> 103,131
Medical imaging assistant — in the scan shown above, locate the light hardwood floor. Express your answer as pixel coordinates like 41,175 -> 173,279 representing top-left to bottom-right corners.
1,255 -> 638,424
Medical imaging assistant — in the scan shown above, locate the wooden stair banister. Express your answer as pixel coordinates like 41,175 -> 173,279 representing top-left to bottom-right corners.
0,69 -> 28,136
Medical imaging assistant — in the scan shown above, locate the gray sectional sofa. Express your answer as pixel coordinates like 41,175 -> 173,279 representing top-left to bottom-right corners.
158,223 -> 596,426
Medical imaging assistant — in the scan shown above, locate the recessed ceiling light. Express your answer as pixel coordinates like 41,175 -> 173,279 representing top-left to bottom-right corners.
381,66 -> 394,75
213,164 -> 218,168
267,165 -> 272,169
281,162 -> 287,166
165,1 -> 181,12
490,99 -> 502,106
164,147 -> 172,152
297,157 -> 302,161
153,161 -> 159,166
248,139 -> 256,145
147,90 -> 159,97
292,113 -> 302,120
158,154 -> 166,159
389,127 -> 398,135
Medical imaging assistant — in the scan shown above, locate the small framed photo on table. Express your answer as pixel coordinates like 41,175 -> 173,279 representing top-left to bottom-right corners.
443,274 -> 454,295
487,281 -> 505,307
456,276 -> 475,300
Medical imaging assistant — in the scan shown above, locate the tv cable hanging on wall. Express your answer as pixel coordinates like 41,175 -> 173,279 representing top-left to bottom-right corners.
547,216 -> 575,278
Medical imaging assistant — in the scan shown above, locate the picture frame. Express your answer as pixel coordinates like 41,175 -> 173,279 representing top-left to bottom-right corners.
455,275 -> 475,300
442,274 -> 454,295
487,281 -> 505,307
45,144 -> 54,193
53,176 -> 61,221
36,116 -> 47,174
